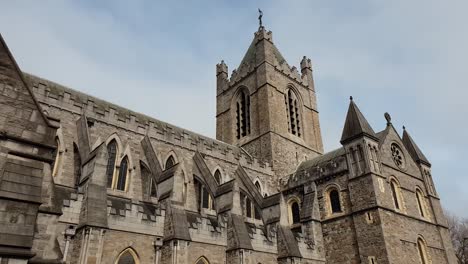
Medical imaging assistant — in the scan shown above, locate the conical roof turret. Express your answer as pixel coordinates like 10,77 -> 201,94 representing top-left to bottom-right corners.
340,97 -> 378,144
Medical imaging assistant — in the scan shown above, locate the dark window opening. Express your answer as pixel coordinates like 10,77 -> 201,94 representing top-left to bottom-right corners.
246,197 -> 252,218
214,169 -> 221,184
116,157 -> 128,191
235,90 -> 251,139
254,206 -> 262,220
106,140 -> 117,188
291,201 -> 301,224
285,89 -> 301,137
330,189 -> 342,213
390,181 -> 400,210
165,155 -> 175,170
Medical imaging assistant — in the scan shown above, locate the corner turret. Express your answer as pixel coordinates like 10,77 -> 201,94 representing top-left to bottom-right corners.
341,97 -> 381,177
216,60 -> 228,96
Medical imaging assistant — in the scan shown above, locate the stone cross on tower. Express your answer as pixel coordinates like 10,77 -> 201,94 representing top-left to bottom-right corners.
258,9 -> 263,28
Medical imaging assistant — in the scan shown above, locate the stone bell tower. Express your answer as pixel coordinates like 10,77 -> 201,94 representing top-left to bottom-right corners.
215,25 -> 323,177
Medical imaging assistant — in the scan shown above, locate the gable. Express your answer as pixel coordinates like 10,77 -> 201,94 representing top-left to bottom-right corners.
378,125 -> 420,177
0,34 -> 55,145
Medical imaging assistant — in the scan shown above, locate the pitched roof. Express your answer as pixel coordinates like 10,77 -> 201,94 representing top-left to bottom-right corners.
234,27 -> 291,77
402,128 -> 431,166
296,147 -> 346,173
340,98 -> 378,144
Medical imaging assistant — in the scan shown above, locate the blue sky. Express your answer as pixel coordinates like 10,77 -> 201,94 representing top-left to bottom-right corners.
1,0 -> 467,217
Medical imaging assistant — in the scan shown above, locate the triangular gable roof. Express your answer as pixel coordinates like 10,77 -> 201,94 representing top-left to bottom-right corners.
0,33 -> 53,129
402,128 -> 431,167
340,98 -> 378,144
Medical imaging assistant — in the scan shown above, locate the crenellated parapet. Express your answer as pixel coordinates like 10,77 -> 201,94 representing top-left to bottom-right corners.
26,73 -> 274,176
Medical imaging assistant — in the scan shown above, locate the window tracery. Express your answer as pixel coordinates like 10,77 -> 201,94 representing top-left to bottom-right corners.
106,140 -> 118,188
390,143 -> 405,169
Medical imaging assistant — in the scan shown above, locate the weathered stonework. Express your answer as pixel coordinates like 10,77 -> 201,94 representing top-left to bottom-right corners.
0,23 -> 458,264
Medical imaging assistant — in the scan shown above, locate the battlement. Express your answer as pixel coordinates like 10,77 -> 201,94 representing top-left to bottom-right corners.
227,57 -> 310,88
25,73 -> 274,175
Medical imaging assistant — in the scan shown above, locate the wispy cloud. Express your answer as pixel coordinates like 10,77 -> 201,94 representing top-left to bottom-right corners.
1,0 -> 466,216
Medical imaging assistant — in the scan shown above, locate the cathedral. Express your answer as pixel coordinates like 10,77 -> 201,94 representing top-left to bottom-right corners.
0,22 -> 458,264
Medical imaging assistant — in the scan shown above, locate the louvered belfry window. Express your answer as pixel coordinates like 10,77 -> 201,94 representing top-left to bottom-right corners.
285,89 -> 301,137
236,89 -> 251,139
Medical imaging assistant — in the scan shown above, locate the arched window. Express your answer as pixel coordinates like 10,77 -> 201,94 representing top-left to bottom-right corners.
214,169 -> 221,185
52,137 -> 62,177
285,88 -> 301,137
195,256 -> 210,264
195,179 -> 213,210
417,238 -> 429,264
116,248 -> 139,264
416,189 -> 426,218
235,89 -> 251,139
241,192 -> 261,220
288,198 -> 301,224
141,164 -> 156,197
329,189 -> 342,213
390,179 -> 403,211
255,181 -> 261,191
116,157 -> 129,191
165,155 -> 175,170
106,140 -> 118,188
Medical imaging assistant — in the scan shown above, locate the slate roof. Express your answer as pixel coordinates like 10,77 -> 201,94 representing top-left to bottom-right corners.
237,30 -> 290,73
340,99 -> 378,144
296,147 -> 346,173
402,128 -> 431,166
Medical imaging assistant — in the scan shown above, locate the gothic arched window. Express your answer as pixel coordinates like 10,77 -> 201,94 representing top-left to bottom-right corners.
195,179 -> 213,211
285,88 -> 301,137
141,164 -> 156,197
52,137 -> 63,177
235,89 -> 251,139
214,169 -> 222,185
116,248 -> 139,264
195,257 -> 210,264
165,155 -> 175,170
241,192 -> 261,220
116,157 -> 129,191
390,179 -> 403,211
328,188 -> 342,214
417,238 -> 429,264
416,189 -> 426,218
288,198 -> 301,224
106,140 -> 118,188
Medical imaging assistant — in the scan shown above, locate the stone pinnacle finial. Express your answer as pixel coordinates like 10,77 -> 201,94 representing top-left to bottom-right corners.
301,56 -> 312,70
403,125 -> 406,130
384,112 -> 392,125
350,96 -> 353,101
